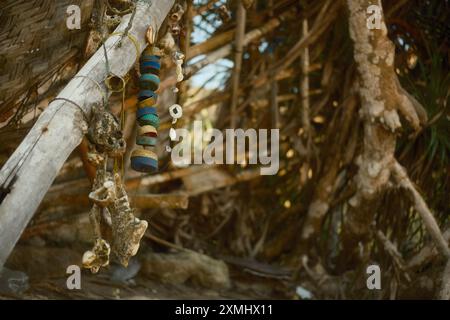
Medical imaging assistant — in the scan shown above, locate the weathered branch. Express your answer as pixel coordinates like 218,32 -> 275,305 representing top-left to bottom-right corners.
392,161 -> 449,259
407,228 -> 450,270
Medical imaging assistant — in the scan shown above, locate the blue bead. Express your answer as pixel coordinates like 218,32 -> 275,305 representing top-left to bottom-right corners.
140,60 -> 161,70
141,68 -> 160,76
137,107 -> 157,118
140,55 -> 161,63
131,156 -> 158,173
138,90 -> 158,102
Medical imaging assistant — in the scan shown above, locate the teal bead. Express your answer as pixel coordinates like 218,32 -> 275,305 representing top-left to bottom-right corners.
139,74 -> 160,91
136,136 -> 158,147
136,106 -> 157,118
137,113 -> 160,128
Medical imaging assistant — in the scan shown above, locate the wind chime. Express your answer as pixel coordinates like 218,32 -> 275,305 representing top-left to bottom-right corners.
130,28 -> 161,173
130,2 -> 186,173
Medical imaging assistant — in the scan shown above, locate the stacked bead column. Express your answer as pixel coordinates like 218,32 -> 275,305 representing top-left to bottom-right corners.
130,47 -> 161,173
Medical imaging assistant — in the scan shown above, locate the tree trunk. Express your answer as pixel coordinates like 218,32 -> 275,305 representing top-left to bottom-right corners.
0,0 -> 175,269
341,0 -> 429,267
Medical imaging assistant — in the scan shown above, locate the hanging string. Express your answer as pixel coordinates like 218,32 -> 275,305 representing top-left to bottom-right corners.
105,0 -> 135,15
118,0 -> 138,48
109,32 -> 141,62
99,2 -> 141,177
1,97 -> 90,191
105,74 -> 127,177
49,97 -> 90,122
120,83 -> 126,177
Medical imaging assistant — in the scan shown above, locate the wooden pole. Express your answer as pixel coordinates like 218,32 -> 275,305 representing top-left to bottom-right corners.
0,0 -> 175,269
300,19 -> 311,135
230,1 -> 246,128
268,0 -> 279,129
187,29 -> 234,59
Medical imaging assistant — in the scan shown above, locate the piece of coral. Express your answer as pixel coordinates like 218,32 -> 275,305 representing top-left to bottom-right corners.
83,105 -> 148,273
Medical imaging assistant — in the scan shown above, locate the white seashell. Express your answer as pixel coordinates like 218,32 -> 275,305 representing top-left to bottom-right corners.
176,65 -> 184,82
169,127 -> 177,140
169,104 -> 183,119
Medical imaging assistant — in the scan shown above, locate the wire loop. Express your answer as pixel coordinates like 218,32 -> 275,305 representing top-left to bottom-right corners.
109,32 -> 141,62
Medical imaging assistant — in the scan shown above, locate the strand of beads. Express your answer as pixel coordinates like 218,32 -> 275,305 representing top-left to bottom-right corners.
165,51 -> 186,154
169,52 -> 185,125
130,46 -> 162,173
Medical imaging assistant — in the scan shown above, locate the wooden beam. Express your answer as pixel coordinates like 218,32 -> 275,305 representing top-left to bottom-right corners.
230,1 -> 246,128
187,29 -> 234,59
184,167 -> 261,196
185,11 -> 292,78
132,193 -> 189,210
0,1 -> 175,269
40,192 -> 189,210
44,165 -> 214,203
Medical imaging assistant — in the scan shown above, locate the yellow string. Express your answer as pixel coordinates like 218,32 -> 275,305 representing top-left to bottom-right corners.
120,85 -> 126,178
108,32 -> 141,63
109,74 -> 127,178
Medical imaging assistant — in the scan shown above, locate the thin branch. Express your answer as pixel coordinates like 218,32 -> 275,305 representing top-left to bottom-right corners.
392,161 -> 450,259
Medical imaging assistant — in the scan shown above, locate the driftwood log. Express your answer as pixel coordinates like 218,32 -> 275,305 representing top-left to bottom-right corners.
0,0 -> 175,269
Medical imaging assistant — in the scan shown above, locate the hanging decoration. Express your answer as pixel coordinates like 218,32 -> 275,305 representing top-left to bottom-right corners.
82,0 -> 149,273
165,3 -> 187,153
130,26 -> 161,173
131,1 -> 187,170
84,1 -> 188,273
83,104 -> 148,273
